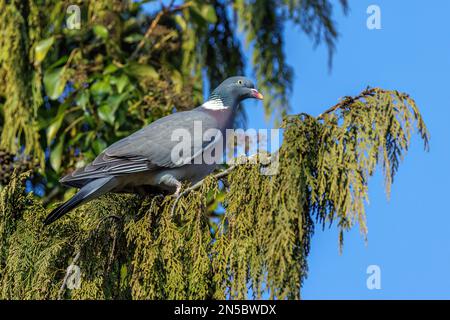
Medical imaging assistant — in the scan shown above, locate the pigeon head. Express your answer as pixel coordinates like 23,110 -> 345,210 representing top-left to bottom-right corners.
204,76 -> 263,110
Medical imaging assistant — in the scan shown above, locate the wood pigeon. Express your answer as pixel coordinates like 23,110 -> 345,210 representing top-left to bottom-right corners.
44,76 -> 263,225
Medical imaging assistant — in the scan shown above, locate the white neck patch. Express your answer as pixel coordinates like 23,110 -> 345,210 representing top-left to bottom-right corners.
202,99 -> 229,110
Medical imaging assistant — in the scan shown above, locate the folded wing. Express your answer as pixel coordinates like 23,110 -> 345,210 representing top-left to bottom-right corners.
60,110 -> 221,187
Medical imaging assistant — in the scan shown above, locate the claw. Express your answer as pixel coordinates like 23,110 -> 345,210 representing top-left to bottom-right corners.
174,183 -> 182,197
171,182 -> 183,217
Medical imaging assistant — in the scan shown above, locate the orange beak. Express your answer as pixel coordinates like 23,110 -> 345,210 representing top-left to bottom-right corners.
251,89 -> 264,100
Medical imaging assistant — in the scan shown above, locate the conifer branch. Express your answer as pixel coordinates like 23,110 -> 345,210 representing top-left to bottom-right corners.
317,87 -> 376,119
171,164 -> 236,216
130,1 -> 192,60
169,153 -> 270,216
0,86 -> 429,300
58,252 -> 80,300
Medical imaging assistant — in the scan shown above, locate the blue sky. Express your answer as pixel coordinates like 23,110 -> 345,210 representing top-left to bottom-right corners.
243,0 -> 450,299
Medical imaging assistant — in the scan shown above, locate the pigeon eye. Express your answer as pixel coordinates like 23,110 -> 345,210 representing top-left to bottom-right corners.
237,80 -> 243,85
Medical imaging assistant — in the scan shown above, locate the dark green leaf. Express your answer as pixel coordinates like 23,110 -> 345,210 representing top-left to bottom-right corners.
93,25 -> 109,39
35,37 -> 55,63
124,33 -> 143,43
43,67 -> 68,100
90,79 -> 112,97
50,138 -> 64,172
92,139 -> 107,155
125,63 -> 158,80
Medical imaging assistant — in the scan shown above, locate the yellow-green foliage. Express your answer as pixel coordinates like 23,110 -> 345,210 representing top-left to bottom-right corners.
0,88 -> 429,299
0,0 -> 44,168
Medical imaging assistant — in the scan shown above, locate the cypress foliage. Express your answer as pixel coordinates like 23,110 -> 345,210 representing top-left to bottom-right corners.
0,88 -> 429,299
0,0 -> 44,167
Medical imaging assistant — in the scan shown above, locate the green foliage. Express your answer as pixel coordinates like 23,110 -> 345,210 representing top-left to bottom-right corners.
0,0 -> 44,168
283,88 -> 429,248
0,88 -> 429,299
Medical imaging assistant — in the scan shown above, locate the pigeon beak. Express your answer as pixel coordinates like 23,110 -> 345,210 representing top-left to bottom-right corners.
251,89 -> 264,100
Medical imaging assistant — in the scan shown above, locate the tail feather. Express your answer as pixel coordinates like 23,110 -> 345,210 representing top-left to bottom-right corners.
44,177 -> 118,225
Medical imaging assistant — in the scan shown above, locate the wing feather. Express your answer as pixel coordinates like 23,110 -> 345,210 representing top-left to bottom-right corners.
60,109 -> 222,186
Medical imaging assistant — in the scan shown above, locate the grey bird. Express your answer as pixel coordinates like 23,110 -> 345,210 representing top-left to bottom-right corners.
44,76 -> 263,225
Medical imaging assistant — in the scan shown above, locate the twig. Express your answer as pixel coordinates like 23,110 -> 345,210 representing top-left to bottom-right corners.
317,87 -> 377,119
58,251 -> 80,300
169,153 -> 268,216
42,185 -> 61,206
57,215 -> 121,299
170,165 -> 236,216
95,214 -> 122,232
130,1 -> 192,60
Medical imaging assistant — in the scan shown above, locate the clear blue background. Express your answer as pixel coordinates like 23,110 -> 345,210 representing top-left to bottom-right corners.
243,0 -> 450,299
